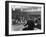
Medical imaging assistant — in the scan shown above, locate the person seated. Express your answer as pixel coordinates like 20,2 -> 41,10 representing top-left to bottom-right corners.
23,18 -> 35,30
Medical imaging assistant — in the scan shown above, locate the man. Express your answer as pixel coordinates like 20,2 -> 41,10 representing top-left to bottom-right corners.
23,17 -> 35,30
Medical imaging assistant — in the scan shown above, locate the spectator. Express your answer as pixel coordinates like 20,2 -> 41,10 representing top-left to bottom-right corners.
23,18 -> 35,30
